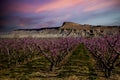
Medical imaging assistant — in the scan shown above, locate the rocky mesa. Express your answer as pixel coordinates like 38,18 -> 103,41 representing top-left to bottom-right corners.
0,22 -> 120,38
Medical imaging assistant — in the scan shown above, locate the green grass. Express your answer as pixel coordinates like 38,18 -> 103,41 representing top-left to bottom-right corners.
58,44 -> 97,80
0,56 -> 51,79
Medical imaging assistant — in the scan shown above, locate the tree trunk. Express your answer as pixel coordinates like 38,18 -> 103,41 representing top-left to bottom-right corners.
105,68 -> 111,78
50,62 -> 55,72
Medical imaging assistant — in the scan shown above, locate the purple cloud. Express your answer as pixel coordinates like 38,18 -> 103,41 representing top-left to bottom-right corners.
0,0 -> 120,32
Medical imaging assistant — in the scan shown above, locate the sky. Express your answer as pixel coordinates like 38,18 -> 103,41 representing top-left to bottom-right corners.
0,0 -> 120,32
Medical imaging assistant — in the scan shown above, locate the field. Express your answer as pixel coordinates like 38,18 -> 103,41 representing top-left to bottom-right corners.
0,35 -> 120,80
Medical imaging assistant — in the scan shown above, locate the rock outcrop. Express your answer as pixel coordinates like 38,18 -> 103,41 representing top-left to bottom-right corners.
0,22 -> 120,38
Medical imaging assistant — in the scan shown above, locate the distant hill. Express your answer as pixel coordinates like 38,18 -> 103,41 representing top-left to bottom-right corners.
61,22 -> 120,29
0,22 -> 120,38
15,27 -> 60,31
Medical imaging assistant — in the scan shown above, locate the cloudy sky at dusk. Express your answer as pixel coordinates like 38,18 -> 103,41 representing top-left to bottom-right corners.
0,0 -> 120,32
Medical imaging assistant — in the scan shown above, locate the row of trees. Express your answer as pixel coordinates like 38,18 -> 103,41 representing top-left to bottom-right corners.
82,34 -> 120,78
0,34 -> 120,78
0,38 -> 79,71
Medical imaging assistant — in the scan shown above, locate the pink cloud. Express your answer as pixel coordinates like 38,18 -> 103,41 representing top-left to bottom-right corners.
17,23 -> 26,27
3,2 -> 36,14
36,0 -> 83,13
83,0 -> 119,12
4,0 -> 119,14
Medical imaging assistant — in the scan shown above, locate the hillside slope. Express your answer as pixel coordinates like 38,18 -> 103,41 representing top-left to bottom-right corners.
0,22 -> 120,38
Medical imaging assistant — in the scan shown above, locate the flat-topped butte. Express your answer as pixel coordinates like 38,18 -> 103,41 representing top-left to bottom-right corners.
0,22 -> 120,38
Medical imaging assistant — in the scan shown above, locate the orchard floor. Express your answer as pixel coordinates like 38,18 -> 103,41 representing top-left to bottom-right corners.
0,44 -> 120,80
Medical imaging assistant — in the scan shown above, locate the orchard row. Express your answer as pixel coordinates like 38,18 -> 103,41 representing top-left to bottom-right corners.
0,34 -> 120,78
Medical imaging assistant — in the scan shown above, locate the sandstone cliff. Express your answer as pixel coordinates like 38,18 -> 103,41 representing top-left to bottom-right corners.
0,22 -> 120,38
